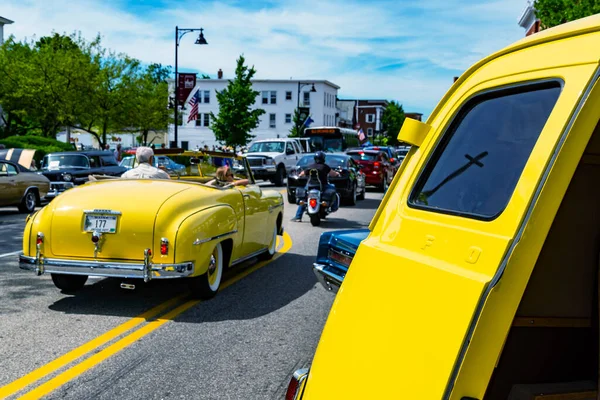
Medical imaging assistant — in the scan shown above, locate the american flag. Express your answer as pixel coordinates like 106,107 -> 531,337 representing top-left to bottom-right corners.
187,89 -> 200,123
358,128 -> 366,142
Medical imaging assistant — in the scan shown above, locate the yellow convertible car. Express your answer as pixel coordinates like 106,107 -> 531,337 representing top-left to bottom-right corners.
19,150 -> 284,299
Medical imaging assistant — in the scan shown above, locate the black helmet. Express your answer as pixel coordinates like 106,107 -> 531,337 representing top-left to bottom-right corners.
314,151 -> 326,164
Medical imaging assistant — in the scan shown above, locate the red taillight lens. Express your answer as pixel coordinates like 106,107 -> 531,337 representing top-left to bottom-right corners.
36,233 -> 44,245
160,238 -> 169,255
309,198 -> 317,208
373,162 -> 380,168
91,234 -> 100,243
285,376 -> 300,400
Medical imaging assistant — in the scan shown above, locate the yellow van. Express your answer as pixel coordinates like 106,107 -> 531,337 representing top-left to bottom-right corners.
287,15 -> 600,400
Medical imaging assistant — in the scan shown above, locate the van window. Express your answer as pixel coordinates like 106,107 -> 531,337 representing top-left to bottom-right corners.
410,82 -> 561,219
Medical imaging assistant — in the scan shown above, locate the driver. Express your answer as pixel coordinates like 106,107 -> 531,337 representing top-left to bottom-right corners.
290,151 -> 340,222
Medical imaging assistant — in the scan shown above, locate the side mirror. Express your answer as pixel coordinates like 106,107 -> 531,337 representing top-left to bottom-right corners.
397,118 -> 431,147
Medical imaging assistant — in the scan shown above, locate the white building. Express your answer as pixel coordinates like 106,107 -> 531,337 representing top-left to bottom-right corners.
170,79 -> 340,149
0,16 -> 13,45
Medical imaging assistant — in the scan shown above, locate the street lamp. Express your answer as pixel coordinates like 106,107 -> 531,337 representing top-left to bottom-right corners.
174,26 -> 207,148
296,82 -> 316,134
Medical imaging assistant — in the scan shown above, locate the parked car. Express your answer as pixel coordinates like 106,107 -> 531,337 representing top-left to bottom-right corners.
287,15 -> 600,400
286,153 -> 365,205
362,145 -> 400,168
40,151 -> 127,199
245,138 -> 304,186
394,145 -> 411,164
20,149 -> 284,299
346,149 -> 395,191
312,229 -> 369,292
0,149 -> 49,213
120,155 -> 186,175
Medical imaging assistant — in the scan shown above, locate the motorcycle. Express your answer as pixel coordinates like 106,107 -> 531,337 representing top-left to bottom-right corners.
297,169 -> 340,226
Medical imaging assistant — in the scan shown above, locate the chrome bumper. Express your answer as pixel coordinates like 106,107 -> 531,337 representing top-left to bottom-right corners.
45,181 -> 75,199
312,263 -> 344,293
19,254 -> 194,282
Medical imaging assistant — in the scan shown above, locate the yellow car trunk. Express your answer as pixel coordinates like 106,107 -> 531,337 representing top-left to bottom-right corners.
48,180 -> 190,260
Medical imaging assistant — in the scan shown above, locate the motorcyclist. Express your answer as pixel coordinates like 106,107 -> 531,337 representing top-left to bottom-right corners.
290,151 -> 341,222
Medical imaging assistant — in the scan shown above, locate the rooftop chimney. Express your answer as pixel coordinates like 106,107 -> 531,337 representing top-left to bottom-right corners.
218,69 -> 223,79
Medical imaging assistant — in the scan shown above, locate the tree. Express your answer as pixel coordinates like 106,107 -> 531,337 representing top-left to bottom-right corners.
130,63 -> 172,145
201,74 -> 211,79
209,55 -> 265,151
381,101 -> 405,146
534,0 -> 600,29
288,108 -> 307,137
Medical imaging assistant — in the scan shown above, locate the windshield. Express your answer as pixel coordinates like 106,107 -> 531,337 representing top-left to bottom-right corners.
43,154 -> 89,170
298,154 -> 347,169
308,137 -> 343,153
248,141 -> 285,153
348,151 -> 378,161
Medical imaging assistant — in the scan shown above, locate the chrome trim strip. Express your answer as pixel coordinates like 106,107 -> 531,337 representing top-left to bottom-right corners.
313,263 -> 343,293
83,209 -> 122,215
193,230 -> 238,245
443,67 -> 600,399
19,254 -> 195,280
230,248 -> 269,266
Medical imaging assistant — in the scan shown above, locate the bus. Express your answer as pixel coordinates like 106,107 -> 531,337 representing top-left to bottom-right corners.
303,126 -> 361,153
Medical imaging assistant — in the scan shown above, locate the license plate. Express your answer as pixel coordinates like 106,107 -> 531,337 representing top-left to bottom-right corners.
84,215 -> 118,233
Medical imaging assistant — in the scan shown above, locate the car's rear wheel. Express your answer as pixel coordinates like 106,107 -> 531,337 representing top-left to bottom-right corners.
287,192 -> 296,204
273,166 -> 285,186
51,274 -> 88,292
347,183 -> 357,206
189,242 -> 223,299
19,190 -> 37,213
258,224 -> 278,261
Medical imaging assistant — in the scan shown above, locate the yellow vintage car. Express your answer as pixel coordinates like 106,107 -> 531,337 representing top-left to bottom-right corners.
19,150 -> 284,299
288,15 -> 600,400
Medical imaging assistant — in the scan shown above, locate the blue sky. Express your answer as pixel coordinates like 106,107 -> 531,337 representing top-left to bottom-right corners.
2,0 -> 528,118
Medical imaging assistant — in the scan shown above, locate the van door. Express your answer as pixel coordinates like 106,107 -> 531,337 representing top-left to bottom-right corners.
304,62 -> 600,400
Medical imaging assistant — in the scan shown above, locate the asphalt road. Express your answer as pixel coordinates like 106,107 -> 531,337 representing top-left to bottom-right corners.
0,185 -> 383,400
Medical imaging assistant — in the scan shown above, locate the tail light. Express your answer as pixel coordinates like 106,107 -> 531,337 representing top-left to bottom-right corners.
309,198 -> 317,208
286,368 -> 309,400
160,238 -> 169,255
36,232 -> 44,245
373,162 -> 380,168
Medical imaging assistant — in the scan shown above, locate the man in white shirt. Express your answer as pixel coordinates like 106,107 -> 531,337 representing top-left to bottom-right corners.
121,146 -> 170,180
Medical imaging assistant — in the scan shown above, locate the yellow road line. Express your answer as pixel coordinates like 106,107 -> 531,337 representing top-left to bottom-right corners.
16,232 -> 293,400
0,295 -> 186,399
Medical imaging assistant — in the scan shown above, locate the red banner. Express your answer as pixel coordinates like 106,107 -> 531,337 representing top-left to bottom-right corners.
178,73 -> 197,105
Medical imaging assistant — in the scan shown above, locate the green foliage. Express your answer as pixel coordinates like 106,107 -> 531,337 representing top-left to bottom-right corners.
201,74 -> 211,79
0,33 -> 171,148
533,0 -> 600,28
381,101 -> 405,146
209,55 -> 266,151
0,135 -> 74,161
288,108 -> 306,137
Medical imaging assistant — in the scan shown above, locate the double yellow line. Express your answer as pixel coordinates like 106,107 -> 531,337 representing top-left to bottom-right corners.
1,232 -> 292,400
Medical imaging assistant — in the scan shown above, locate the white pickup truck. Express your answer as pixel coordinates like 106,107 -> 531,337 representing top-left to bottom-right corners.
245,138 -> 305,186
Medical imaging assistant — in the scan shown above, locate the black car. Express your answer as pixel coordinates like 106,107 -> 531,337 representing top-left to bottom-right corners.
40,151 -> 127,199
286,153 -> 366,205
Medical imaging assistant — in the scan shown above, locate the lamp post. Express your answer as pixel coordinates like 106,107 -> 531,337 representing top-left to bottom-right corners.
173,26 -> 207,148
296,82 -> 316,134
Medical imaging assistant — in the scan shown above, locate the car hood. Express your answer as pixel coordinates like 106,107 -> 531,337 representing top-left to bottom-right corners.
245,152 -> 280,158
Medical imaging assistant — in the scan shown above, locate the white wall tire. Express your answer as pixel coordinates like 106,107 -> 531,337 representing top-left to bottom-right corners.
189,242 -> 223,299
258,224 -> 277,261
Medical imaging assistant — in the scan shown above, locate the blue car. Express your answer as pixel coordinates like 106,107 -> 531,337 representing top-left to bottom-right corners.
313,229 -> 369,293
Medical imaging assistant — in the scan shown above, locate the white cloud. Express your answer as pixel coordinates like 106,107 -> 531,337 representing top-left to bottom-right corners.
1,0 -> 528,117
